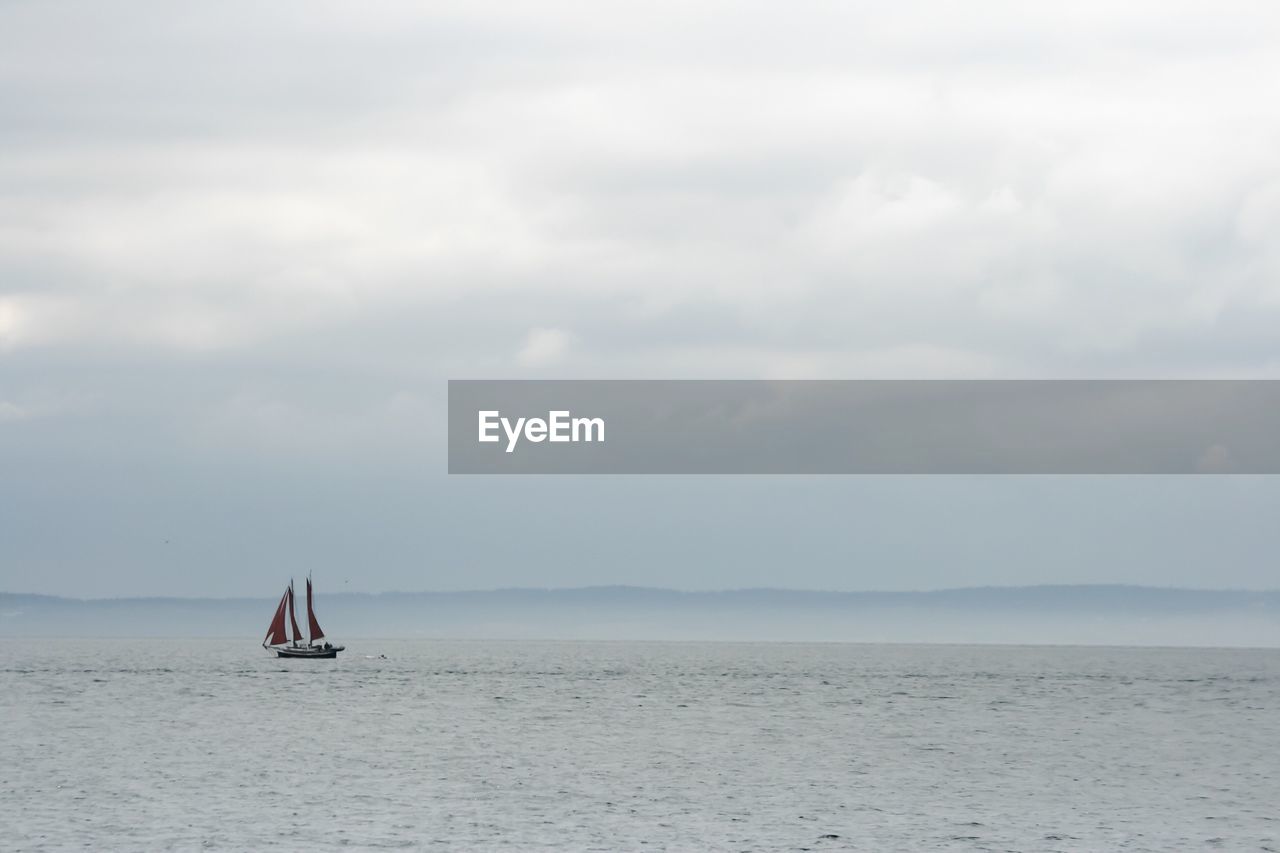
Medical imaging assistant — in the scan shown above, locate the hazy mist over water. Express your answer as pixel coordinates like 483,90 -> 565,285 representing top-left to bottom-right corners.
5,639 -> 1278,851
6,585 -> 1280,647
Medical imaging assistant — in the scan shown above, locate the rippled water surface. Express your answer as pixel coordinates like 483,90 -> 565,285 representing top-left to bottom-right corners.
4,639 -> 1279,851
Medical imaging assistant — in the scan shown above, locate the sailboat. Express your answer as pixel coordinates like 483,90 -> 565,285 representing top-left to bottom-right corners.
263,576 -> 345,658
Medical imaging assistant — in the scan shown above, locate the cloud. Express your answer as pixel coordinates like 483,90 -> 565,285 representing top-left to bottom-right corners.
0,1 -> 1276,447
516,327 -> 572,367
4,1 -> 1280,594
0,390 -> 95,425
2,2 -> 1278,383
1195,444 -> 1236,474
0,400 -> 28,422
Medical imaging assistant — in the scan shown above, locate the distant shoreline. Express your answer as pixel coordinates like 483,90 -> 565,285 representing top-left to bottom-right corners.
4,584 -> 1278,647
6,582 -> 1278,603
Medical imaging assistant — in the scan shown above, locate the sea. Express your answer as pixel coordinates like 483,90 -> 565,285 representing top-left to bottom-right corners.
3,639 -> 1278,851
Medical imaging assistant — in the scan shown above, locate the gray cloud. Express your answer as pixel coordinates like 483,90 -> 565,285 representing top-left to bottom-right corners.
3,1 -> 1280,594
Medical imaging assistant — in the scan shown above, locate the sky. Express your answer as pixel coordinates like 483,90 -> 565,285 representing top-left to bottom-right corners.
3,1 -> 1280,596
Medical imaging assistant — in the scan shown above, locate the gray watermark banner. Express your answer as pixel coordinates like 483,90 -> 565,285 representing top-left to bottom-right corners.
448,380 -> 1280,474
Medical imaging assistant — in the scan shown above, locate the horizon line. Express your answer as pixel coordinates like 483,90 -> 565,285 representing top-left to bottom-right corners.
4,582 -> 1279,604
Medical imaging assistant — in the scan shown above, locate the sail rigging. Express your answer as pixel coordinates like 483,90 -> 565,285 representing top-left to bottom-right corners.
306,576 -> 325,642
263,588 -> 290,647
287,581 -> 303,643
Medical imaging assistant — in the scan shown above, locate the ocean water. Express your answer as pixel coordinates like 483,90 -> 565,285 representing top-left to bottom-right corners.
3,640 -> 1279,851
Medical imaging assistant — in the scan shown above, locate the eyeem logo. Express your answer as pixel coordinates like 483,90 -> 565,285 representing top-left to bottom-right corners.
478,410 -> 605,453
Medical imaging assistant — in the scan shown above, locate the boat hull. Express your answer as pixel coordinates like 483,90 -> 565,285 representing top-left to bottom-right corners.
275,645 -> 344,659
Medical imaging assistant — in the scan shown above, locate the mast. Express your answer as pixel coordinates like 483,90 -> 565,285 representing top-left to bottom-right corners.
306,575 -> 325,644
263,587 -> 290,647
287,580 -> 303,645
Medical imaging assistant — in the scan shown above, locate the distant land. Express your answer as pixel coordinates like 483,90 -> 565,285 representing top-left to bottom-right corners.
3,585 -> 1279,647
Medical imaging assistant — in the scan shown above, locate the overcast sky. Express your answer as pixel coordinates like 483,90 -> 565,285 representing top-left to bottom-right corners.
3,1 -> 1280,596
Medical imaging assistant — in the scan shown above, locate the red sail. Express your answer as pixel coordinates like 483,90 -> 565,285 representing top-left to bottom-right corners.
306,576 -> 325,642
263,587 -> 289,646
287,582 -> 303,643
